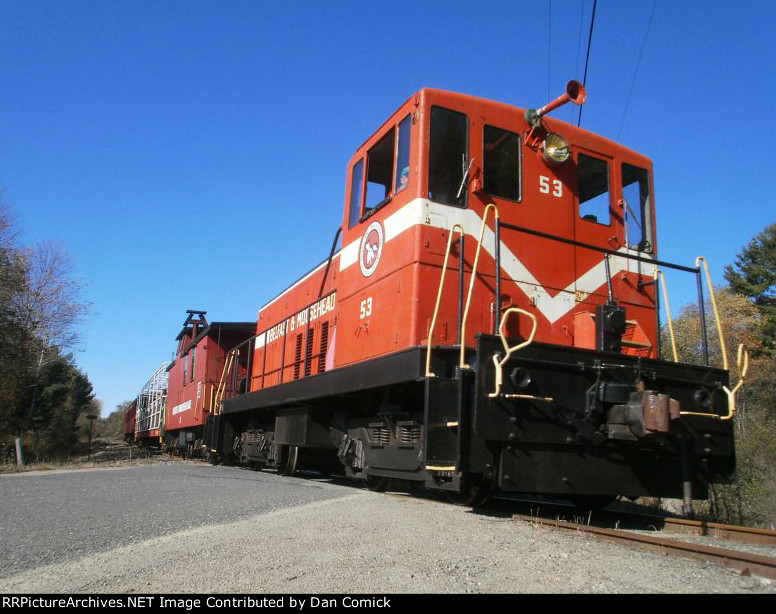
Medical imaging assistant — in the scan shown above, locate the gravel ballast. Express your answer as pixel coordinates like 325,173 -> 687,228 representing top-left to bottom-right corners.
1,463 -> 774,594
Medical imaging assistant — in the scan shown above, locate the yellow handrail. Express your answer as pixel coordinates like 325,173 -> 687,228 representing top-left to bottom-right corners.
676,257 -> 748,421
729,343 -> 749,397
460,203 -> 499,370
656,268 -> 679,362
426,224 -> 465,377
680,343 -> 749,421
488,307 -> 544,399
213,350 -> 235,415
696,256 -> 728,370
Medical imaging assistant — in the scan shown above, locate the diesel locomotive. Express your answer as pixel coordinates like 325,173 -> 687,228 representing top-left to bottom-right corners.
136,83 -> 744,510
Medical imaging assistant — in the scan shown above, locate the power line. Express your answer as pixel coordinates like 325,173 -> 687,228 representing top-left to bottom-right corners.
547,0 -> 552,102
574,0 -> 587,124
577,0 -> 597,127
617,0 -> 657,140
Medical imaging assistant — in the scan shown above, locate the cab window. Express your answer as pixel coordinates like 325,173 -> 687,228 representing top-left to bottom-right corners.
348,159 -> 364,229
622,163 -> 653,252
483,125 -> 521,201
394,115 -> 411,194
429,107 -> 468,207
364,127 -> 395,215
578,153 -> 611,225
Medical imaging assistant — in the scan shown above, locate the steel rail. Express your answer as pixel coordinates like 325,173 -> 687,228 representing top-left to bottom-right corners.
512,513 -> 776,580
662,517 -> 776,547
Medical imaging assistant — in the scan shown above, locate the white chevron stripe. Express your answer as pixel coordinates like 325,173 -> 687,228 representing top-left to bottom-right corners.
340,198 -> 655,324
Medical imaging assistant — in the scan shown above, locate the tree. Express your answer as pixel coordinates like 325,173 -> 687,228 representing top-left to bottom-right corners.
0,202 -> 94,461
22,349 -> 95,461
660,287 -> 760,371
0,205 -> 34,441
724,221 -> 776,353
104,401 -> 133,440
13,240 -> 89,349
664,288 -> 776,526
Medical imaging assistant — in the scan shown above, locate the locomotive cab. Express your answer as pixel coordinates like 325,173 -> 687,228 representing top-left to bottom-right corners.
338,88 -> 659,362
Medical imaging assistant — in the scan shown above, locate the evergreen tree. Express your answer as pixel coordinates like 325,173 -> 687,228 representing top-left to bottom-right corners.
724,222 -> 776,353
26,350 -> 95,460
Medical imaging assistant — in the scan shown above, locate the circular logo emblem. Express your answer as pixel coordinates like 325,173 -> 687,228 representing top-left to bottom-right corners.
359,221 -> 384,277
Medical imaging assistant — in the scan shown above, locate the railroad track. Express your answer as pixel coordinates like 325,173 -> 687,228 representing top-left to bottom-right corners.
511,511 -> 776,580
338,480 -> 776,580
660,517 -> 776,546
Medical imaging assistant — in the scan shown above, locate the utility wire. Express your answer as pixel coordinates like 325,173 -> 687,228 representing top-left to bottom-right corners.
574,0 -> 587,124
547,0 -> 552,102
577,0 -> 597,127
617,0 -> 657,140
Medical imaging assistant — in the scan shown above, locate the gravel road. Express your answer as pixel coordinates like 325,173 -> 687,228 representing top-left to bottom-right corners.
1,461 -> 774,594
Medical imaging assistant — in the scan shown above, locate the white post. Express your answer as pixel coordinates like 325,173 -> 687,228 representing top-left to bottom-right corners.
14,437 -> 24,467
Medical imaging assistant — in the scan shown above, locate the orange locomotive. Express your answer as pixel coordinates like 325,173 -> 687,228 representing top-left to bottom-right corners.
205,83 -> 738,508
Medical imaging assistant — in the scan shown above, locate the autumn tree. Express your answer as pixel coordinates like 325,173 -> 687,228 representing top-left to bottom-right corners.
664,287 -> 776,526
103,401 -> 133,440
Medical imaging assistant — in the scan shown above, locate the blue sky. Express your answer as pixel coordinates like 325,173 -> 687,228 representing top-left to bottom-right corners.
1,1 -> 774,415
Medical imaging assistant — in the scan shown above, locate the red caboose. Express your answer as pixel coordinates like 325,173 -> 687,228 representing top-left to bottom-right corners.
207,85 -> 737,507
122,399 -> 137,444
164,310 -> 255,453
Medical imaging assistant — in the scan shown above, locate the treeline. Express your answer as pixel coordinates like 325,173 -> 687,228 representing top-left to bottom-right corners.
666,222 -> 776,527
715,222 -> 776,527
0,205 -> 96,462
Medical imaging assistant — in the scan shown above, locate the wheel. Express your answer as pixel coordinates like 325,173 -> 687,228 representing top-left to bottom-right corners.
365,475 -> 392,492
447,474 -> 492,507
279,445 -> 299,476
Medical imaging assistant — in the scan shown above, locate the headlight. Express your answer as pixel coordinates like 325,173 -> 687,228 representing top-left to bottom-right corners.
542,132 -> 570,163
